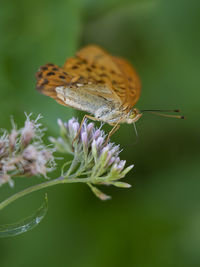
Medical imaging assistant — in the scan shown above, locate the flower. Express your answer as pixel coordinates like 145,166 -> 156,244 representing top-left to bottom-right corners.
50,118 -> 134,199
0,114 -> 56,186
0,115 -> 134,200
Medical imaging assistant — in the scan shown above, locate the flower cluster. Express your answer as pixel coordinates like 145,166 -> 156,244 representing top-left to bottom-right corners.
0,115 -> 134,200
0,114 -> 55,187
50,118 -> 133,200
0,115 -> 134,237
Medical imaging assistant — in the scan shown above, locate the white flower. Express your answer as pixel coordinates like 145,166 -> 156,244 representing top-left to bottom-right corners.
0,114 -> 56,186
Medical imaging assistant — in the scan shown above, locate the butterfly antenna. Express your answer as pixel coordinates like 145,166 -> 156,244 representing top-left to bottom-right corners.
140,109 -> 184,119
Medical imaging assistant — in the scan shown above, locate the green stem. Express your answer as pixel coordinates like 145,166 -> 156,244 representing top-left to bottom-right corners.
66,156 -> 79,176
0,176 -> 91,211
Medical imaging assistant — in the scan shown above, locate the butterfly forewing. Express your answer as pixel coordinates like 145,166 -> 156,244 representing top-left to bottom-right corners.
36,45 -> 141,113
74,45 -> 141,109
75,45 -> 121,74
36,62 -> 120,113
63,51 -> 122,104
36,63 -> 74,106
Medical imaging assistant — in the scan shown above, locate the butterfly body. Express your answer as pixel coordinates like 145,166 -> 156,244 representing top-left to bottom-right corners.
55,84 -> 141,125
36,45 -> 142,125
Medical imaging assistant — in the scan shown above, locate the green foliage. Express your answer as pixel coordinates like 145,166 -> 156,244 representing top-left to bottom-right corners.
0,0 -> 199,266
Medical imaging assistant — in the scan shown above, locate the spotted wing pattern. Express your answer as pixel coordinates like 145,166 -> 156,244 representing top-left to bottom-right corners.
36,63 -> 74,107
36,45 -> 141,111
111,56 -> 141,108
64,45 -> 141,109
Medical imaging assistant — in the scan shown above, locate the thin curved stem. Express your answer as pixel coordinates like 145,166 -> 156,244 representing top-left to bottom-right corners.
0,176 -> 91,211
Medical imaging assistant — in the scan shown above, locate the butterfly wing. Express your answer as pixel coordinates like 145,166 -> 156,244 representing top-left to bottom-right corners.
64,45 -> 141,110
63,48 -> 122,104
36,45 -> 141,112
111,56 -> 141,108
35,61 -> 121,113
75,45 -> 121,74
36,63 -> 75,107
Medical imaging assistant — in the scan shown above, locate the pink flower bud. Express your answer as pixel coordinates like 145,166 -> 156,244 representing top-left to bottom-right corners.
23,145 -> 38,160
9,129 -> 18,150
21,120 -> 35,146
93,129 -> 101,140
81,132 -> 88,148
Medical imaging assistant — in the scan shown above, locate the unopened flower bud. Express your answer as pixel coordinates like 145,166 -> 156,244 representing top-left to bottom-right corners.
117,160 -> 126,172
9,129 -> 18,150
93,129 -> 101,140
21,120 -> 35,146
81,132 -> 88,149
23,145 -> 38,161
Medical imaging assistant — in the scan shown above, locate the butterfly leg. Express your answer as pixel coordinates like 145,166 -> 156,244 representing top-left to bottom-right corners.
72,114 -> 100,147
105,121 -> 121,145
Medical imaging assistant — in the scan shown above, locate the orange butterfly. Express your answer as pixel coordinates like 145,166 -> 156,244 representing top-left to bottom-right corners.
36,45 -> 183,138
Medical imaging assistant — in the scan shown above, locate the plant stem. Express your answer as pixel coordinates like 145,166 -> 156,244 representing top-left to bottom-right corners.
0,176 -> 91,211
66,156 -> 79,176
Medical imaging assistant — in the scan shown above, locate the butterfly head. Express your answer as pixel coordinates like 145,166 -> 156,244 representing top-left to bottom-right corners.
126,108 -> 142,124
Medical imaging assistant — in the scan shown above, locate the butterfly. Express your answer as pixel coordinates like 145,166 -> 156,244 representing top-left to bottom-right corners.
36,45 -> 183,139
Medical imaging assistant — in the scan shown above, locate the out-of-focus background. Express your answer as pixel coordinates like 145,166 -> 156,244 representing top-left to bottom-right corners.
0,0 -> 200,266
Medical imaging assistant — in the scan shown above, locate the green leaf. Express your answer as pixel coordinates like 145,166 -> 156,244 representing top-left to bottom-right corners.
109,181 -> 132,188
87,183 -> 111,201
0,194 -> 48,238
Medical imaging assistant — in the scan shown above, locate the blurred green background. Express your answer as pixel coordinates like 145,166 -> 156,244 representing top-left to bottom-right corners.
0,0 -> 200,266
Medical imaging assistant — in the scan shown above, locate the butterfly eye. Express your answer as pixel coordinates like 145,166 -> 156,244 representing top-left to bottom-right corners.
129,112 -> 136,120
128,108 -> 141,120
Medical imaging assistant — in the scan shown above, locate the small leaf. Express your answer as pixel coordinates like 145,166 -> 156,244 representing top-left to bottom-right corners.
0,194 -> 48,238
87,183 -> 111,201
109,181 -> 132,188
